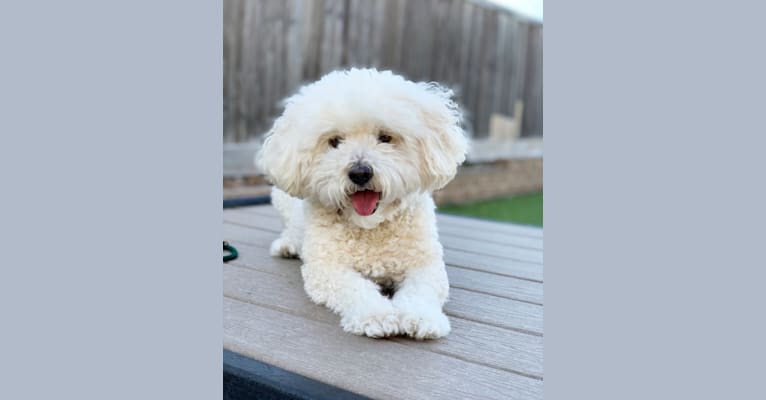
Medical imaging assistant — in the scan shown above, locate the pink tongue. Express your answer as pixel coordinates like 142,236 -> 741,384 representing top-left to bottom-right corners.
351,191 -> 380,216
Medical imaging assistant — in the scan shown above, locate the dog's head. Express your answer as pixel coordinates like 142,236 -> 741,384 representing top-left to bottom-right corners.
256,68 -> 468,226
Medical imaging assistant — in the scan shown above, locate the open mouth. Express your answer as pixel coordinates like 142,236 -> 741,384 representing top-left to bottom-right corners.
350,190 -> 380,216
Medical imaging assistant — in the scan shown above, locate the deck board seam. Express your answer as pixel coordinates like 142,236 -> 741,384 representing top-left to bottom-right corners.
227,209 -> 545,250
226,212 -> 544,250
442,262 -> 542,283
448,316 -> 543,337
222,215 -> 544,250
225,236 -> 543,284
445,233 -> 542,249
449,285 -> 543,305
227,257 -> 542,306
223,219 -> 544,263
442,246 -> 543,265
225,262 -> 543,337
224,294 -> 543,381
435,215 -> 545,237
392,342 -> 544,381
439,234 -> 543,250
230,207 -> 544,238
225,240 -> 544,299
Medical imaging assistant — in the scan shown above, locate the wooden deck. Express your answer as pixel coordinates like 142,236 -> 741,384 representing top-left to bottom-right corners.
223,205 -> 544,400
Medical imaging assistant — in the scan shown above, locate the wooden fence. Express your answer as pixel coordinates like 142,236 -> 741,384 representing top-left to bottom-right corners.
224,0 -> 543,143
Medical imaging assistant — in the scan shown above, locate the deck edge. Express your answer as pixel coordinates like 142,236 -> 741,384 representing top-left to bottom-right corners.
224,350 -> 372,400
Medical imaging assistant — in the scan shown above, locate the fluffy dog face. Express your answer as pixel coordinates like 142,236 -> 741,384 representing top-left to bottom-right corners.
257,69 -> 468,226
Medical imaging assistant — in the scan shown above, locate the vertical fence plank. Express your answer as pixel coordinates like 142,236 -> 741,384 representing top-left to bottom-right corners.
474,8 -> 498,137
344,0 -> 358,66
391,0 -> 408,71
319,0 -> 344,75
285,0 -> 304,97
380,0 -> 402,70
456,0 -> 473,104
369,0 -> 386,67
358,0 -> 372,66
493,13 -> 509,117
239,0 -> 260,141
302,0 -> 323,79
464,3 -> 484,135
522,24 -> 543,136
508,18 -> 528,120
223,0 -> 243,142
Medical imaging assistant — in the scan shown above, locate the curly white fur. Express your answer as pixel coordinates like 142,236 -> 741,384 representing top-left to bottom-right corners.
256,68 -> 468,339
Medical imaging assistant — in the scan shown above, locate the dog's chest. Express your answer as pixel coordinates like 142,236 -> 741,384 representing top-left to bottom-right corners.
334,216 -> 434,282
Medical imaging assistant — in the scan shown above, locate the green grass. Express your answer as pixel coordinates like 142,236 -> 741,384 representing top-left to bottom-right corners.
438,193 -> 543,227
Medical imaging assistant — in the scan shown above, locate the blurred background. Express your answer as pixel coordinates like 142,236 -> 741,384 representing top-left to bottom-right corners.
223,0 -> 543,226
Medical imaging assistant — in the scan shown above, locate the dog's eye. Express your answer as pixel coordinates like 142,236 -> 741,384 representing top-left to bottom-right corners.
378,133 -> 392,143
328,136 -> 341,148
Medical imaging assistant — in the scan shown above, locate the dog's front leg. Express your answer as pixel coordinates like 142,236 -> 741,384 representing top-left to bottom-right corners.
300,264 -> 400,338
392,261 -> 451,339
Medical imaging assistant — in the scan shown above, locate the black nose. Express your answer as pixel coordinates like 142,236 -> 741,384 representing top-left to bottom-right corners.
348,163 -> 373,185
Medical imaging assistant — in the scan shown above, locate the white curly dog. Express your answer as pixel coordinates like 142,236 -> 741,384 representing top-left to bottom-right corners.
256,68 -> 468,339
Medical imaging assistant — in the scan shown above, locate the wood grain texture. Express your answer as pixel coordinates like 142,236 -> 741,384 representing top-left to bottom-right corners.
223,262 -> 543,377
437,213 -> 544,238
226,204 -> 544,249
223,208 -> 543,263
225,297 -> 543,400
224,236 -> 543,335
225,226 -> 544,306
223,204 -> 544,398
443,248 -> 543,282
522,23 -> 543,136
223,0 -> 543,142
231,203 -> 543,239
223,207 -> 544,282
235,203 -> 544,237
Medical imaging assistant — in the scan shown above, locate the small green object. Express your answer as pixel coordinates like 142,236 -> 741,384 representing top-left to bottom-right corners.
223,241 -> 238,262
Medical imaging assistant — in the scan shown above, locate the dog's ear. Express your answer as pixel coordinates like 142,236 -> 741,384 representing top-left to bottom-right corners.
255,109 -> 310,198
413,83 -> 470,191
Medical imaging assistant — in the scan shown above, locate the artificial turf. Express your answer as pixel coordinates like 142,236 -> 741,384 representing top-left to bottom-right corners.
438,192 -> 543,227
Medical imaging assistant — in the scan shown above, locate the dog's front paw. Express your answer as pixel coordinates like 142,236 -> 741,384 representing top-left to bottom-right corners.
340,309 -> 400,338
269,238 -> 299,259
397,307 -> 451,340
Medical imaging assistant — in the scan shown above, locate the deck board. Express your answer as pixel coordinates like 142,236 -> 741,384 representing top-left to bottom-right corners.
226,260 -> 542,334
223,204 -> 544,399
223,219 -> 543,282
226,207 -> 544,258
224,222 -> 543,304
224,262 -> 543,377
225,298 -> 543,400
226,214 -> 544,262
